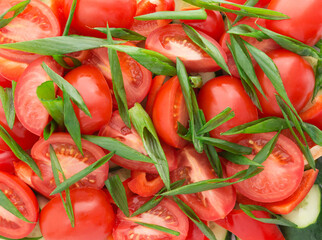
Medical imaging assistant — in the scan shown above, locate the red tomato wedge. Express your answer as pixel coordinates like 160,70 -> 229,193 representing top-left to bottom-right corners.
171,145 -> 236,221
300,93 -> 322,130
152,76 -> 189,149
0,56 -> 28,82
14,56 -> 63,136
0,171 -> 39,239
30,133 -> 108,198
128,171 -> 164,197
216,209 -> 285,240
0,0 -> 60,63
145,75 -> 166,116
113,196 -> 189,240
84,45 -> 152,108
40,188 -> 115,240
99,111 -> 177,173
131,0 -> 175,37
13,160 -> 35,187
225,132 -> 304,203
58,65 -> 113,135
145,24 -> 227,73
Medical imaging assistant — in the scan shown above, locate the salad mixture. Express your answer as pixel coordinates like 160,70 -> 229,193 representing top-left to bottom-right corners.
0,0 -> 321,239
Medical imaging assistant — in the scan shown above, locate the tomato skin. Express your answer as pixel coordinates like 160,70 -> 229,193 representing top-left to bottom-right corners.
171,146 -> 236,221
145,75 -> 166,116
186,220 -> 207,240
64,0 -> 137,37
14,56 -> 63,136
30,133 -> 108,198
40,188 -> 115,240
300,93 -> 322,130
0,151 -> 17,175
131,0 -> 175,37
181,9 -> 225,42
113,196 -> 189,240
127,171 -> 164,197
198,76 -> 258,142
145,24 -> 227,73
255,49 -> 315,117
0,0 -> 60,63
99,111 -> 178,173
225,133 -> 304,203
266,0 -> 322,46
215,209 -> 285,240
84,45 -> 152,108
152,76 -> 189,149
59,65 -> 113,135
0,171 -> 39,239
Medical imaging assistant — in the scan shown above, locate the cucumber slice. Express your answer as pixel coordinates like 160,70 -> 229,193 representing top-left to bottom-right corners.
282,184 -> 321,228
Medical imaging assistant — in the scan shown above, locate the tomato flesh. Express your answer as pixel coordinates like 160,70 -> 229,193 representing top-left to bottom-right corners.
128,171 -> 164,197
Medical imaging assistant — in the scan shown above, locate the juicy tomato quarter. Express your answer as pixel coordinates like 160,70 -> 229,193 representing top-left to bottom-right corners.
171,145 -> 236,221
63,0 -> 137,37
225,132 -> 304,203
84,45 -> 152,108
14,56 -> 63,136
152,76 -> 189,149
59,65 -> 113,135
198,76 -> 258,142
113,196 -> 189,240
0,0 -> 60,63
145,24 -> 227,72
216,209 -> 285,240
266,0 -> 322,46
99,111 -> 178,173
131,0 -> 175,37
30,133 -> 108,198
0,171 -> 39,239
255,49 -> 315,117
40,188 -> 115,240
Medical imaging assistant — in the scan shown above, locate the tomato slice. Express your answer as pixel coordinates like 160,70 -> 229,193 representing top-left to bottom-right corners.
99,110 -> 177,173
40,188 -> 115,240
145,75 -> 166,116
215,209 -> 285,240
84,45 -> 152,108
145,24 -> 227,73
0,151 -> 17,174
58,65 -> 113,135
30,133 -> 108,198
13,160 -> 34,187
113,196 -> 189,240
131,0 -> 175,37
0,56 -> 28,82
0,0 -> 60,63
0,171 -> 39,239
171,146 -> 236,221
14,56 -> 63,136
152,76 -> 189,149
127,171 -> 164,197
186,220 -> 207,240
225,133 -> 304,203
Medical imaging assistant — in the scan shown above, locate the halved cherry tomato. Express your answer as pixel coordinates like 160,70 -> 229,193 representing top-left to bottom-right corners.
255,49 -> 315,117
0,171 -> 39,239
40,188 -> 115,240
145,75 -> 166,116
266,0 -> 322,46
215,209 -> 285,240
63,0 -> 137,37
14,56 -> 63,136
99,111 -> 178,173
171,145 -> 236,221
300,93 -> 322,130
0,151 -> 17,174
58,65 -> 113,135
181,8 -> 225,42
0,100 -> 39,151
145,24 -> 227,72
84,44 -> 152,108
198,76 -> 258,142
131,0 -> 175,37
0,0 -> 60,63
225,132 -> 304,203
30,133 -> 108,198
128,171 -> 164,197
113,196 -> 189,240
152,76 -> 189,149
